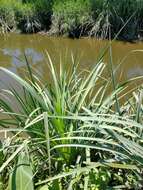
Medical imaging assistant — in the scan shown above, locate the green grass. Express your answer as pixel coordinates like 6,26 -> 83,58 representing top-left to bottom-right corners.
0,47 -> 143,189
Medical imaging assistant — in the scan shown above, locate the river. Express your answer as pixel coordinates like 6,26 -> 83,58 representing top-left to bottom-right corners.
0,33 -> 143,89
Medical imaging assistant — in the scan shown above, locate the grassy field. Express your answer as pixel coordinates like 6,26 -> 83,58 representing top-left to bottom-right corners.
0,0 -> 143,40
0,45 -> 143,189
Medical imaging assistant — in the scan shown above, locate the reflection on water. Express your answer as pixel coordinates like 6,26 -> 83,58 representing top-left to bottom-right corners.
2,47 -> 43,68
0,33 -> 143,87
127,66 -> 143,78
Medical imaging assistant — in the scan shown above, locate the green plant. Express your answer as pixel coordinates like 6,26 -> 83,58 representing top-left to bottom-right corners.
90,0 -> 143,40
0,0 -> 143,40
14,2 -> 39,33
8,151 -> 34,190
32,0 -> 53,30
0,0 -> 52,33
50,0 -> 92,37
0,50 -> 143,189
0,0 -> 16,33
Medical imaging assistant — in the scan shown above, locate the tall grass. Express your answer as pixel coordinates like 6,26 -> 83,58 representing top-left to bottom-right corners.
0,49 -> 143,189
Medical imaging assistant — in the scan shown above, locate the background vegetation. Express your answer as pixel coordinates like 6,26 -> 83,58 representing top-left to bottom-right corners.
0,0 -> 143,40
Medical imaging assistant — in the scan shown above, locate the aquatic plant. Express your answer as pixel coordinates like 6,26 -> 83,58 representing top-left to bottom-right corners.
0,47 -> 143,189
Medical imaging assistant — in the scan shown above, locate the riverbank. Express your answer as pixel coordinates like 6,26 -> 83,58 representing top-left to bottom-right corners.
0,0 -> 143,41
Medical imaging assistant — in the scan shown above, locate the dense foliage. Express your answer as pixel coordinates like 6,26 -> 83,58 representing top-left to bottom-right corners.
0,46 -> 143,189
0,0 -> 143,40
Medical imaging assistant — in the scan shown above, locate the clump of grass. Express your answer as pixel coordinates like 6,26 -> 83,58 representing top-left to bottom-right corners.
0,50 -> 143,189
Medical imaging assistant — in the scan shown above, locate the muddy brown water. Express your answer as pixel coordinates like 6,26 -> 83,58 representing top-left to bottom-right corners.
0,34 -> 143,83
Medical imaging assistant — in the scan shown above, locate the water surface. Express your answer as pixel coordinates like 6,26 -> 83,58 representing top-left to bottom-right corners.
0,33 -> 143,89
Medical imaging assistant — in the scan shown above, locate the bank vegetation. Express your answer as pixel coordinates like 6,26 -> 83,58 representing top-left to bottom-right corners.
0,0 -> 143,40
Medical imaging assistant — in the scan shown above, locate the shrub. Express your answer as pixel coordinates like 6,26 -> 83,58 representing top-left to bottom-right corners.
14,2 -> 39,33
32,0 -> 53,30
0,0 -> 53,33
23,0 -> 53,30
90,0 -> 143,40
0,0 -> 16,33
50,0 -> 93,37
0,0 -> 143,39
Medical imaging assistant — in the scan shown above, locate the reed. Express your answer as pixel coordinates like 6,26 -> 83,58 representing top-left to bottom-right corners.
0,49 -> 143,189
